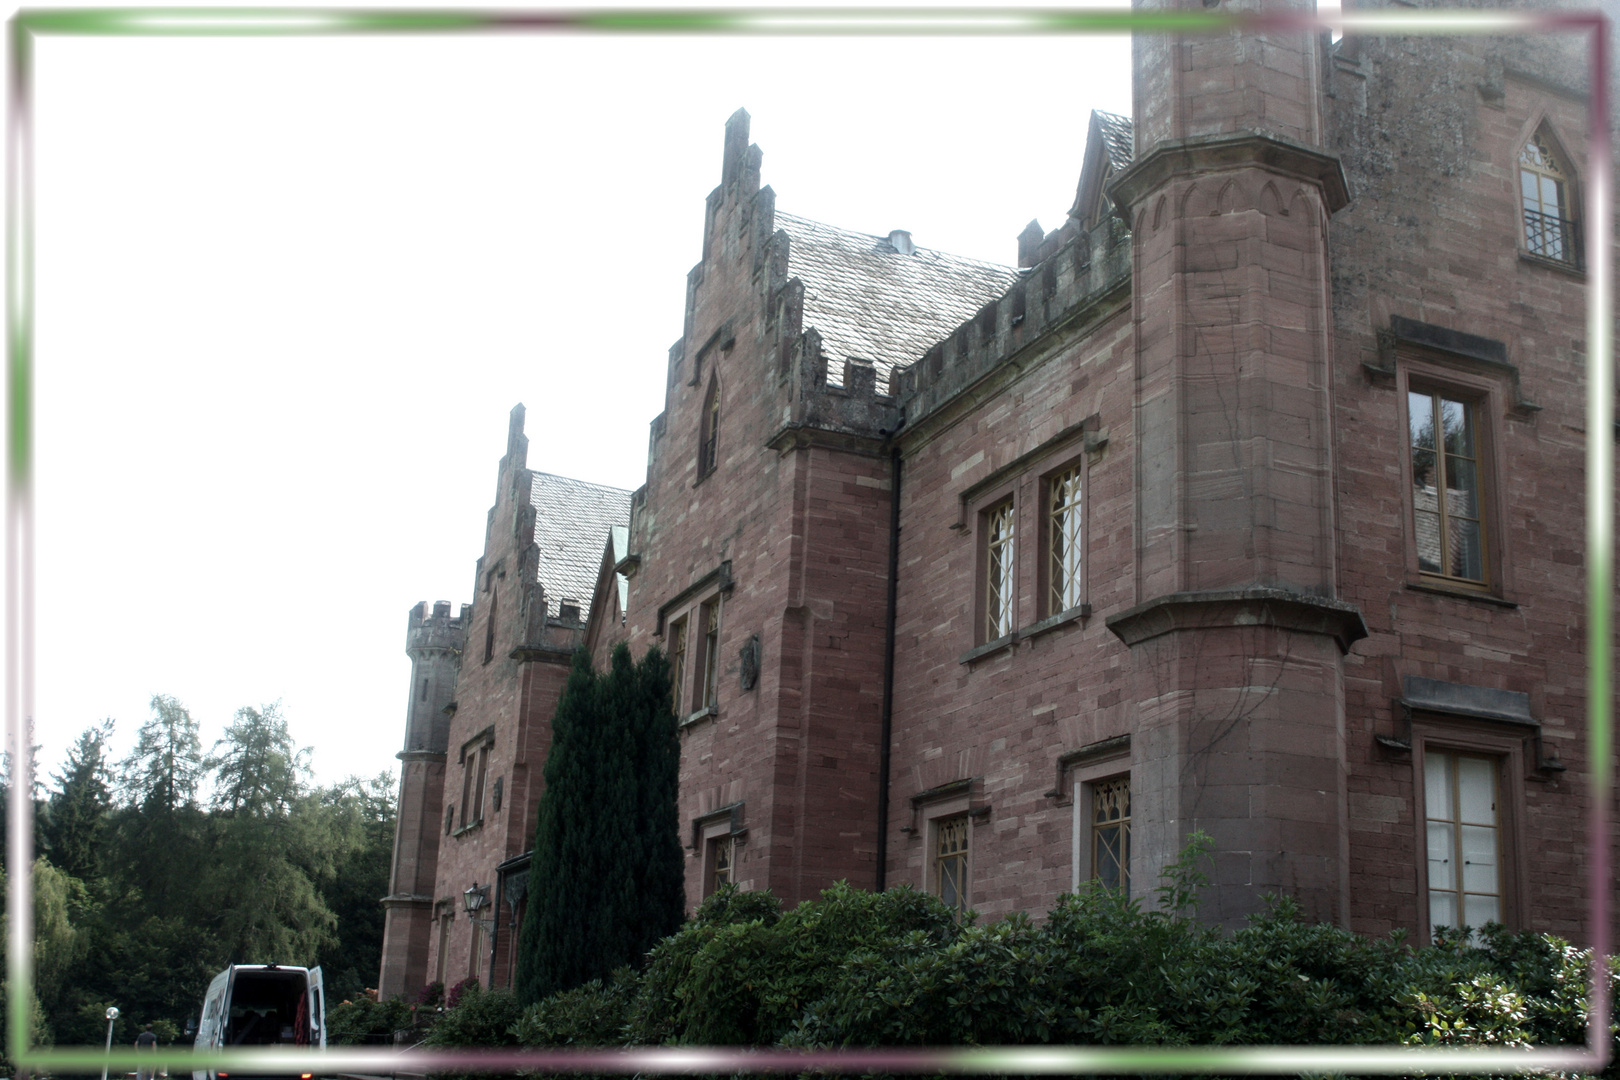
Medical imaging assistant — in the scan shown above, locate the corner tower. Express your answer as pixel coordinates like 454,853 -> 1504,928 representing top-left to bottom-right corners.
1106,0 -> 1366,925
378,599 -> 467,998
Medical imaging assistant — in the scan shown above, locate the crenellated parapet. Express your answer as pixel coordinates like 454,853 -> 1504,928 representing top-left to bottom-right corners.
892,213 -> 1131,428
406,599 -> 470,657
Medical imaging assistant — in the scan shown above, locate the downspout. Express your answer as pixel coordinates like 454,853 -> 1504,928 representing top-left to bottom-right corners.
875,415 -> 905,890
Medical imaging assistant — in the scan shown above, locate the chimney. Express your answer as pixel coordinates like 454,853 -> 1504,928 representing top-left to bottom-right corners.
888,230 -> 916,255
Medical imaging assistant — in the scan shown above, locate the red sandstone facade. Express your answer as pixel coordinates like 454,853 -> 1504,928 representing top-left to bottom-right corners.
380,6 -> 1605,996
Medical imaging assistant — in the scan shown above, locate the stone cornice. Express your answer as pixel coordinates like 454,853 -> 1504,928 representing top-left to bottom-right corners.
1106,588 -> 1368,655
1108,130 -> 1351,217
396,749 -> 447,763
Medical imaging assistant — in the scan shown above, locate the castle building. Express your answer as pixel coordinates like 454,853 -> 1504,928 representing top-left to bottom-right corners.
379,6 -> 1602,998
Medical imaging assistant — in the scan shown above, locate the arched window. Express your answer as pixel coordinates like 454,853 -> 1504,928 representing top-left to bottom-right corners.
1519,128 -> 1578,266
699,377 -> 720,477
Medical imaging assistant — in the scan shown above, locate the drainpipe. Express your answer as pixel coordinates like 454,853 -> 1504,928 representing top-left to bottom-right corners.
876,415 -> 905,890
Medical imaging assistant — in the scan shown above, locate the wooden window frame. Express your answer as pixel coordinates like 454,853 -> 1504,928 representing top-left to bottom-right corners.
1410,723 -> 1528,945
1397,361 -> 1508,599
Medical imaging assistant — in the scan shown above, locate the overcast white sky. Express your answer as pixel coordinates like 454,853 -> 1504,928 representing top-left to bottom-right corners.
21,10 -> 1147,791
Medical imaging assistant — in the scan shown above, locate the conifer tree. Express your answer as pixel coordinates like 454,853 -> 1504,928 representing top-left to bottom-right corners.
514,644 -> 686,1004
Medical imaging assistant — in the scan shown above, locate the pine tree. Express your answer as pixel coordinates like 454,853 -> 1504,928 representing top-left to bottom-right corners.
44,720 -> 116,883
513,644 -> 686,1004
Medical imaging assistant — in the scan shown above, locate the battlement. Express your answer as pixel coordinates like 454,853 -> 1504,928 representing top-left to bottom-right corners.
406,600 -> 470,655
891,213 -> 1131,426
774,326 -> 899,447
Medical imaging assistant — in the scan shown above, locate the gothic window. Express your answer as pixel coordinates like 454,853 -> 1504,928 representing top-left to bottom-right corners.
699,377 -> 720,478
1091,777 -> 1131,895
1519,130 -> 1577,265
1424,750 -> 1501,940
933,815 -> 970,920
983,499 -> 1016,641
1045,463 -> 1084,616
1408,389 -> 1487,586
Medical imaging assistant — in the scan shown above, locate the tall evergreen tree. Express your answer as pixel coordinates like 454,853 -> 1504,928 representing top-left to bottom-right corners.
513,644 -> 685,1004
44,720 -> 116,883
630,646 -> 685,958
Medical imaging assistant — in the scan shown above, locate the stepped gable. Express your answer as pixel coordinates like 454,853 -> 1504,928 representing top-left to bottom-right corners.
1093,110 -> 1133,171
529,472 -> 633,611
776,211 -> 1020,387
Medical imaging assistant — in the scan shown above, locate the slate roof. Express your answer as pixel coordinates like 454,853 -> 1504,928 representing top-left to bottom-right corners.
776,212 -> 1021,386
1094,110 -> 1134,172
528,473 -> 633,611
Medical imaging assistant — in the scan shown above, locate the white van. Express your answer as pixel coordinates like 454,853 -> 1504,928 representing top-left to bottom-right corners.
190,964 -> 325,1080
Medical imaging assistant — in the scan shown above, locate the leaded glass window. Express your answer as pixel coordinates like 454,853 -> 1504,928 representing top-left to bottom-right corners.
934,815 -> 969,919
1048,464 -> 1083,615
985,501 -> 1016,640
1092,777 -> 1130,895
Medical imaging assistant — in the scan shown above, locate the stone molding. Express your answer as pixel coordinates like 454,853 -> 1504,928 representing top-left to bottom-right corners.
1105,588 -> 1369,654
396,749 -> 447,763
1108,129 -> 1351,216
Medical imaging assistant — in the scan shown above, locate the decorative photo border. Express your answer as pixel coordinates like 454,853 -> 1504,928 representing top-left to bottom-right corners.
6,6 -> 1610,1074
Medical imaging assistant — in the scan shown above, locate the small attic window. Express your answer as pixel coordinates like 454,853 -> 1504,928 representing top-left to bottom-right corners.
888,230 -> 916,255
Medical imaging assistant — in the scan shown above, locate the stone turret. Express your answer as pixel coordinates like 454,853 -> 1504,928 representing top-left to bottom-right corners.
378,599 -> 468,998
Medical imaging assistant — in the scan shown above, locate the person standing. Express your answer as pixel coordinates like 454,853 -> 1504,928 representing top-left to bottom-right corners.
134,1023 -> 158,1080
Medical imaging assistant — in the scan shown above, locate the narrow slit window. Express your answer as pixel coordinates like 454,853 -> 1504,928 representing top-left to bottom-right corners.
699,378 -> 720,477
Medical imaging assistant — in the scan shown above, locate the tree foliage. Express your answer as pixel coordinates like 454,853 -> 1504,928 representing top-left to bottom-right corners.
19,697 -> 397,1048
513,645 -> 684,1005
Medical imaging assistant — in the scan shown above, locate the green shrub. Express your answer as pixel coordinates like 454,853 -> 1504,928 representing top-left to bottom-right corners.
515,968 -> 641,1047
421,982 -> 521,1049
485,844 -> 1620,1068
327,994 -> 415,1045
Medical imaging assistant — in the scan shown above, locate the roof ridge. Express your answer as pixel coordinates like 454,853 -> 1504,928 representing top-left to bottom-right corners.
529,471 -> 635,495
774,210 -> 1017,272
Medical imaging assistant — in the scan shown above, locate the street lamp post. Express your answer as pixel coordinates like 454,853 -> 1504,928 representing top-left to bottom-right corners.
102,1006 -> 120,1080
